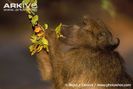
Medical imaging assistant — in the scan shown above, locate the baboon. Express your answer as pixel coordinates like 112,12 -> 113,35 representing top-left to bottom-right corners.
43,17 -> 133,89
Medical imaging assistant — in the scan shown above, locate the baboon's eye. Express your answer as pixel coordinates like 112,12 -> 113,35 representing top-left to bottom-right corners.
98,32 -> 106,39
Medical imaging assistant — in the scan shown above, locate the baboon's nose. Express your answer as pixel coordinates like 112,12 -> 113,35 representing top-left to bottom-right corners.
110,37 -> 120,50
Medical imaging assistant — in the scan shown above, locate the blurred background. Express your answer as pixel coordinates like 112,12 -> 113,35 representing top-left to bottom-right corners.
0,0 -> 133,89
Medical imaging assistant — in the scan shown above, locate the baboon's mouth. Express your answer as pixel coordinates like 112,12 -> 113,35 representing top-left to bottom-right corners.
61,24 -> 80,39
61,25 -> 72,38
61,28 -> 68,39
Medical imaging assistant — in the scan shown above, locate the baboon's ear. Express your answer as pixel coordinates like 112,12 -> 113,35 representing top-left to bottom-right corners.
83,16 -> 94,25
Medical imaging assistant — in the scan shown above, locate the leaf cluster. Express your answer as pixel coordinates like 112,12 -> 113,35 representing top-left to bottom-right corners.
21,0 -> 63,55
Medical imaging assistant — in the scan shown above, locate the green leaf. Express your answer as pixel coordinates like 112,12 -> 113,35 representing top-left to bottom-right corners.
22,0 -> 30,4
29,44 -> 38,55
31,7 -> 37,13
35,0 -> 37,3
55,23 -> 63,38
30,34 -> 37,43
21,0 -> 37,14
43,24 -> 48,30
31,1 -> 38,13
29,45 -> 34,52
28,15 -> 33,19
101,0 -> 112,10
31,15 -> 38,26
101,0 -> 115,17
31,0 -> 37,3
29,44 -> 37,55
25,7 -> 32,14
41,37 -> 48,45
43,45 -> 49,52
22,0 -> 37,4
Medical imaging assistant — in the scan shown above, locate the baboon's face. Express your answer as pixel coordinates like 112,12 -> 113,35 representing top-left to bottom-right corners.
60,18 -> 120,50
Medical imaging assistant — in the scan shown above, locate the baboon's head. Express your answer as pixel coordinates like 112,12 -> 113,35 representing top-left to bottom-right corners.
60,17 -> 120,50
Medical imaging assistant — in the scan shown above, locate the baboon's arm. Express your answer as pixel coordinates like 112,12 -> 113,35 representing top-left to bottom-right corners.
36,50 -> 53,80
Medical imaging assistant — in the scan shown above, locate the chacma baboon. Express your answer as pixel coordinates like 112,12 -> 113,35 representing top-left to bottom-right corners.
45,17 -> 133,89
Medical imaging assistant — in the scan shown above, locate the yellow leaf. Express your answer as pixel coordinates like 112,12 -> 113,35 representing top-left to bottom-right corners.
55,23 -> 63,38
43,45 -> 49,52
36,45 -> 43,52
31,50 -> 36,55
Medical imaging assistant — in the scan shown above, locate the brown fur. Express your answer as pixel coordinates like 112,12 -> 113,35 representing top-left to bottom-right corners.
43,17 -> 133,89
36,50 -> 52,80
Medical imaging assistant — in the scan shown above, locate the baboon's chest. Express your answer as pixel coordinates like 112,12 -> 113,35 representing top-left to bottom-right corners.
61,50 -> 122,83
